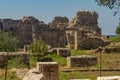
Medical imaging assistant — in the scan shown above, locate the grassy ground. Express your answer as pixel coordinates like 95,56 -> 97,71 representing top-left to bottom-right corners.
59,50 -> 120,80
0,50 -> 120,80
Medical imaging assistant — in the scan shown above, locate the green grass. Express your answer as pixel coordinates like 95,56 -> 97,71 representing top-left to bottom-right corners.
30,53 -> 67,67
71,50 -> 86,56
59,71 -> 96,80
44,54 -> 67,66
7,57 -> 28,69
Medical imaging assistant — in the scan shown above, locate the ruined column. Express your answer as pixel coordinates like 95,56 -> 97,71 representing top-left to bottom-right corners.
66,32 -> 71,49
74,30 -> 78,50
37,62 -> 59,80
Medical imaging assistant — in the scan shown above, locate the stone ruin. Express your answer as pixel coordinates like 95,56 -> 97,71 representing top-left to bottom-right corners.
0,11 -> 110,50
48,48 -> 71,57
97,76 -> 120,80
0,52 -> 29,67
69,11 -> 101,34
67,55 -> 97,68
49,16 -> 69,28
95,42 -> 120,53
23,62 -> 59,80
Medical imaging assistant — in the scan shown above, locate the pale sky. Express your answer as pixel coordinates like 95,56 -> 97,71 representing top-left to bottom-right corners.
0,0 -> 119,35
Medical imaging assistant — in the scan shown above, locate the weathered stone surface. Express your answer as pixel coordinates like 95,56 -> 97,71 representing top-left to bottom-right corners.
49,48 -> 71,57
0,21 -> 3,30
97,76 -> 120,80
0,11 -> 110,49
23,62 -> 59,80
17,16 -> 40,47
23,68 -> 48,80
38,27 -> 67,48
49,16 -> 69,28
66,28 -> 110,50
24,45 -> 30,52
95,42 -> 120,53
0,19 -> 20,36
67,55 -> 97,68
69,11 -> 101,34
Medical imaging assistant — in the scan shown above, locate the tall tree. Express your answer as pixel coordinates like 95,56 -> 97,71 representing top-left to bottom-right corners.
0,31 -> 18,80
95,0 -> 120,15
116,23 -> 120,34
0,31 -> 18,52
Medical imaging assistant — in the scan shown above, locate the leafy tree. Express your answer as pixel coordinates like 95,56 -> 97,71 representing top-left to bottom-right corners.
0,31 -> 18,80
0,31 -> 18,52
95,0 -> 120,15
116,24 -> 120,34
29,40 -> 47,55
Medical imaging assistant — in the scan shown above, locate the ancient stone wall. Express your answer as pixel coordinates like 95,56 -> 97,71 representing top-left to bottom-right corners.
16,16 -> 40,47
69,11 -> 101,34
0,11 -> 110,49
0,52 -> 30,68
39,27 -> 67,48
48,48 -> 71,57
67,55 -> 97,68
75,29 -> 110,49
49,16 -> 69,28
0,19 -> 20,36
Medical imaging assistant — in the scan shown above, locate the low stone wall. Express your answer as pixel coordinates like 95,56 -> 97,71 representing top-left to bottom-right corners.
0,52 -> 30,68
97,76 -> 120,80
23,62 -> 59,80
49,48 -> 71,57
67,55 -> 97,68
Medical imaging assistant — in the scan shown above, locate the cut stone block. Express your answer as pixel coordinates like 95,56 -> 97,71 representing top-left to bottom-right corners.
97,76 -> 120,80
67,55 -> 97,68
49,48 -> 71,57
37,62 -> 59,80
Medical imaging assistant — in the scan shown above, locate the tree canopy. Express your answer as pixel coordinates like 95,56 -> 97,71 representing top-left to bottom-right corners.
95,0 -> 120,15
0,31 -> 18,52
115,23 -> 120,34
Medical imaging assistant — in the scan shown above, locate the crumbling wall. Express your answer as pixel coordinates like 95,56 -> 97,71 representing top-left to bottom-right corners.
39,27 -> 67,48
0,11 -> 110,49
67,55 -> 97,68
0,52 -> 29,68
0,19 -> 20,36
69,11 -> 101,34
49,16 -> 69,28
75,29 -> 110,49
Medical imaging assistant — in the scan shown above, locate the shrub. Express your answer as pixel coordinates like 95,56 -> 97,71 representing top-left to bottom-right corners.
29,40 -> 47,55
0,31 -> 18,52
29,40 -> 47,68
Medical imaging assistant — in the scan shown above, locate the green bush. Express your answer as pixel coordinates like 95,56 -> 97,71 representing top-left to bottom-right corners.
45,54 -> 66,66
29,40 -> 47,68
0,31 -> 18,52
115,23 -> 120,34
29,40 -> 47,55
7,57 -> 27,69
